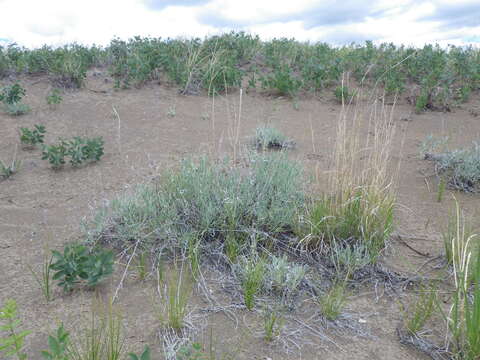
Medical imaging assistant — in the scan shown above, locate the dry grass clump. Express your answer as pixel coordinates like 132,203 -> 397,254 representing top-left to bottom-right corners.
306,97 -> 397,263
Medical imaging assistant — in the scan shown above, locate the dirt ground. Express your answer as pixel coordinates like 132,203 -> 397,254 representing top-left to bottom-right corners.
1,71 -> 480,359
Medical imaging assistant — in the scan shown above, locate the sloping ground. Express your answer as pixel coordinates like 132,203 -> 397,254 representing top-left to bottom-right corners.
1,72 -> 480,359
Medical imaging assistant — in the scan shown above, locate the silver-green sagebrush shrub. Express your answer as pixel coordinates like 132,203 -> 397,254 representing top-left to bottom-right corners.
85,153 -> 305,258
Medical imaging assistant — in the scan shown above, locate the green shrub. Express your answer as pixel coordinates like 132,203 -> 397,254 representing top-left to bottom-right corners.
0,83 -> 25,104
415,91 -> 429,113
50,244 -> 114,292
65,136 -> 104,167
42,142 -> 67,170
42,136 -> 104,169
334,85 -> 355,103
20,124 -> 46,149
0,83 -> 30,116
260,65 -> 302,96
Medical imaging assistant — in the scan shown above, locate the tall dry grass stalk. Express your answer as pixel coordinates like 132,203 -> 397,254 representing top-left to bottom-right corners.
310,93 -> 400,260
444,200 -> 480,359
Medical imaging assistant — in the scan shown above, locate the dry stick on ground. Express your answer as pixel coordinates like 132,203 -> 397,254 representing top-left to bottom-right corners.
112,105 -> 122,156
112,237 -> 141,303
395,235 -> 430,257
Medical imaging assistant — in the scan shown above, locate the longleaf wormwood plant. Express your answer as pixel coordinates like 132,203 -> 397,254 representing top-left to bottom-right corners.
0,299 -> 31,360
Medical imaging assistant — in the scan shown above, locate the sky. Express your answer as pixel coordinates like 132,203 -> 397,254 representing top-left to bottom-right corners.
0,0 -> 479,48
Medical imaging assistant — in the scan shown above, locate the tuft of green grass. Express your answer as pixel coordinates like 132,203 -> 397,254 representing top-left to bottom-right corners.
27,250 -> 53,302
239,256 -> 266,311
68,301 -> 125,360
442,201 -> 479,283
403,286 -> 437,335
154,266 -> 192,330
263,307 -> 284,342
134,252 -> 149,281
441,209 -> 480,359
318,282 -> 348,321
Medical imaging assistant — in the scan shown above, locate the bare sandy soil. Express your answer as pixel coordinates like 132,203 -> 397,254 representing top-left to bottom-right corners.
1,71 -> 480,359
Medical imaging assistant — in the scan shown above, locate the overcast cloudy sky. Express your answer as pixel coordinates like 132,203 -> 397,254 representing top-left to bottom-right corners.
0,0 -> 479,48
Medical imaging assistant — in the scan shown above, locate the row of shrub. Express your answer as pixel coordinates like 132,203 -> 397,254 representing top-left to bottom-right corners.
1,32 -> 479,107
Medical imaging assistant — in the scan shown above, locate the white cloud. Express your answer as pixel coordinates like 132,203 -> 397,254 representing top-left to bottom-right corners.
0,0 -> 478,47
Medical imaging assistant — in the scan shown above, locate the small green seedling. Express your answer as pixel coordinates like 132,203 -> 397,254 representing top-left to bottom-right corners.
128,346 -> 151,360
0,299 -> 31,360
176,343 -> 205,360
318,282 -> 348,321
46,89 -> 63,108
20,124 -> 46,149
41,323 -> 70,360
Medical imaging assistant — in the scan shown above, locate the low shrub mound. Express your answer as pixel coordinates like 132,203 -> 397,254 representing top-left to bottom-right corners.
424,140 -> 480,192
86,153 -> 305,258
253,125 -> 294,150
